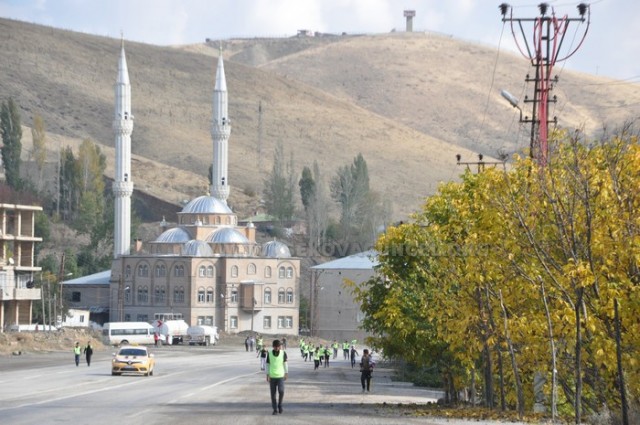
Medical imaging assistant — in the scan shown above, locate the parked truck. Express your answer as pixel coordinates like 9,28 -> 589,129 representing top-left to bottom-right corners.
153,319 -> 189,345
187,325 -> 219,346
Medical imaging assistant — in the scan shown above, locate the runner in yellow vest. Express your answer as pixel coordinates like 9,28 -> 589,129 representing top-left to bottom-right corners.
266,339 -> 288,415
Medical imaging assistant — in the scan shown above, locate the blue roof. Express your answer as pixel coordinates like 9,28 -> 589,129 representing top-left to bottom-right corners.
310,250 -> 378,270
62,270 -> 111,286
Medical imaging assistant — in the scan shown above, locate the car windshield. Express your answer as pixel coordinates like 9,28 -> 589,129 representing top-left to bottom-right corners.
119,348 -> 147,357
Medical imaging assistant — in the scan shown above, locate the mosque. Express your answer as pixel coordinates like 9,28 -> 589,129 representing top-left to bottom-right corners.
107,42 -> 300,335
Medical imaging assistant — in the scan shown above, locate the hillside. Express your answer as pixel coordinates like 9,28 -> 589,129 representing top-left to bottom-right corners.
2,18 -> 639,221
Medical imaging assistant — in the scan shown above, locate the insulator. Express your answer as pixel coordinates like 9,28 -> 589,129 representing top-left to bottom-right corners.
538,3 -> 548,15
577,3 -> 587,16
499,3 -> 510,16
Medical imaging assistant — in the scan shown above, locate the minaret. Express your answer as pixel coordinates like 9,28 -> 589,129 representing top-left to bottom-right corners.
112,39 -> 134,258
210,47 -> 231,204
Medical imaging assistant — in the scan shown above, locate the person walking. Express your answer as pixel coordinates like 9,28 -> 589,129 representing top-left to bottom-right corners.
342,340 -> 350,360
154,332 -> 159,347
266,339 -> 288,415
73,341 -> 82,366
245,336 -> 250,352
83,341 -> 94,367
259,346 -> 268,370
360,349 -> 374,392
350,345 -> 359,369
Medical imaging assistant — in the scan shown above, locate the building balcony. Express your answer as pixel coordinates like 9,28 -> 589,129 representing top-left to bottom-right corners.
0,287 -> 41,301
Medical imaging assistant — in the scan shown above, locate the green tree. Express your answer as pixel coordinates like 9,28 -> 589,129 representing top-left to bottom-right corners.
299,166 -> 315,213
30,114 -> 47,192
1,98 -> 23,188
263,141 -> 295,222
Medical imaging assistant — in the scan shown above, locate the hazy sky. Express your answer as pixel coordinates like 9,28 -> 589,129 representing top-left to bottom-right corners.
1,0 -> 638,81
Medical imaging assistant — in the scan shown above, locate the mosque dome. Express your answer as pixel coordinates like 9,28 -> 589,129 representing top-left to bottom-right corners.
262,240 -> 291,258
182,195 -> 232,214
206,228 -> 250,244
155,227 -> 191,243
181,240 -> 214,257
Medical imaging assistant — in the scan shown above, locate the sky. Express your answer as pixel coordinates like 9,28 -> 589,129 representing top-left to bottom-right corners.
1,0 -> 639,81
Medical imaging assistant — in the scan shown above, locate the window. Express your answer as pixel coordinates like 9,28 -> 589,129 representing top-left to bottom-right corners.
136,314 -> 149,322
286,267 -> 293,279
207,265 -> 214,278
174,265 -> 184,277
155,264 -> 166,277
173,287 -> 185,303
137,264 -> 149,277
263,316 -> 272,329
264,266 -> 272,278
206,287 -> 214,303
71,292 -> 81,302
199,266 -> 206,277
230,316 -> 238,329
198,287 -> 205,303
286,288 -> 294,303
278,267 -> 285,278
125,265 -> 131,277
231,265 -> 238,278
79,315 -> 85,323
264,288 -> 272,304
277,316 -> 293,329
198,316 -> 214,326
247,263 -> 256,275
137,286 -> 149,303
124,287 -> 131,303
154,286 -> 166,304
124,314 -> 131,321
230,289 -> 238,303
278,288 -> 285,304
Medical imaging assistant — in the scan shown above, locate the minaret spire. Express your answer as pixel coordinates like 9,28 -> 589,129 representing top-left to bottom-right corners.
210,46 -> 231,204
113,39 -> 134,258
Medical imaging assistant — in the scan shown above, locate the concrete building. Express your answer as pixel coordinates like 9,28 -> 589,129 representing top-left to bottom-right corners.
0,197 -> 42,331
309,250 -> 378,342
103,43 -> 299,335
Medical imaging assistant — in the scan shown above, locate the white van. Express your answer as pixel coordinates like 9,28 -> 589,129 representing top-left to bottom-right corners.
102,322 -> 155,346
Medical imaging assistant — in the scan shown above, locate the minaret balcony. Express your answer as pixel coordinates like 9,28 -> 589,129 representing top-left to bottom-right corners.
112,181 -> 134,196
112,119 -> 134,134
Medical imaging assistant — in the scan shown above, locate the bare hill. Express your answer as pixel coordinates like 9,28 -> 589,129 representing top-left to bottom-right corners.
2,18 -> 639,221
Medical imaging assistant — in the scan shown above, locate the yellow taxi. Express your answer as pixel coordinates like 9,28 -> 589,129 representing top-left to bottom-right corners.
111,345 -> 155,376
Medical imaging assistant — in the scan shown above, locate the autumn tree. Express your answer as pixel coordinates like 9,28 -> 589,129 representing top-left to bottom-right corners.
263,140 -> 295,223
1,98 -> 23,188
30,114 -> 47,192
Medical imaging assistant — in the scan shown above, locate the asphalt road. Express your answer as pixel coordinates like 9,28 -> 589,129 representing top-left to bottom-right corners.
0,343 -> 529,425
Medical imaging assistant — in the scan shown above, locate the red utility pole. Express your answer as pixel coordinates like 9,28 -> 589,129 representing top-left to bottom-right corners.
500,3 -> 590,166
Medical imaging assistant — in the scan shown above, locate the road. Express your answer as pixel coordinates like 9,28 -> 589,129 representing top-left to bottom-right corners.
0,343 -> 522,425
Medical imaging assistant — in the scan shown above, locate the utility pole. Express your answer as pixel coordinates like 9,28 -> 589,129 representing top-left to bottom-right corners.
500,3 -> 590,166
456,153 -> 506,173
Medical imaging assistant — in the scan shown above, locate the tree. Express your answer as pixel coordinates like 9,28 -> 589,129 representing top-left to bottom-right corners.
31,114 -> 47,192
1,98 -> 23,188
299,166 -> 315,213
352,129 -> 640,421
263,141 -> 295,222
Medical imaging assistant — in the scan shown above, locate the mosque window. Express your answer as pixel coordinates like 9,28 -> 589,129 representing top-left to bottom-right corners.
231,265 -> 239,278
154,286 -> 166,304
207,266 -> 214,278
278,267 -> 285,279
137,286 -> 149,303
247,263 -> 256,275
278,288 -> 285,304
286,267 -> 293,279
206,287 -> 214,303
264,288 -> 272,304
198,287 -> 205,303
174,265 -> 185,277
173,287 -> 185,303
286,288 -> 294,304
155,264 -> 166,277
264,266 -> 272,278
199,266 -> 206,277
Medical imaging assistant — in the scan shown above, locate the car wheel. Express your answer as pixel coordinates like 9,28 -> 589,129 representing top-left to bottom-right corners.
120,340 -> 129,345
112,372 -> 120,376
150,369 -> 154,376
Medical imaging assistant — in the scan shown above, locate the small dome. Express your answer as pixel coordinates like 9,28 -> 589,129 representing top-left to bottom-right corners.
155,227 -> 191,243
181,240 -> 214,257
262,240 -> 291,258
206,228 -> 249,244
182,195 -> 232,214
